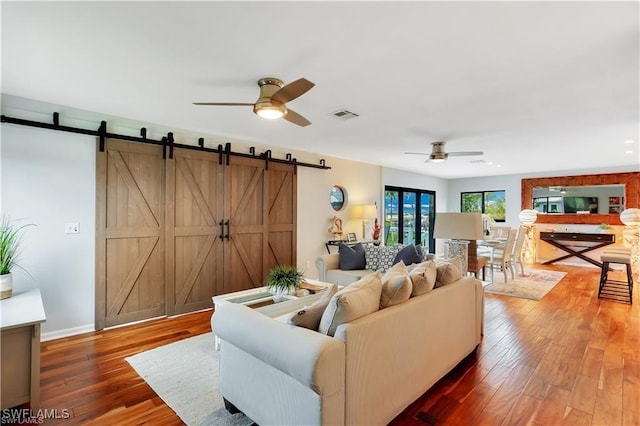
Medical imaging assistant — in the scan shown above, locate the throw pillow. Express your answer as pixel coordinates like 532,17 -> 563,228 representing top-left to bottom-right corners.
364,244 -> 381,271
393,244 -> 423,266
435,258 -> 463,288
338,243 -> 366,270
380,261 -> 412,308
378,244 -> 403,272
409,260 -> 437,296
318,272 -> 383,336
287,284 -> 339,330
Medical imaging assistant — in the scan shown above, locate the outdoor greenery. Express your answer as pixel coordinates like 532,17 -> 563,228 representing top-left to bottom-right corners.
461,191 -> 506,221
0,216 -> 34,276
264,264 -> 303,293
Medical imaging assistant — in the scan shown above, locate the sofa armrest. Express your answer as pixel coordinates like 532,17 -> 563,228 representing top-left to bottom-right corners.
213,303 -> 344,393
315,253 -> 340,282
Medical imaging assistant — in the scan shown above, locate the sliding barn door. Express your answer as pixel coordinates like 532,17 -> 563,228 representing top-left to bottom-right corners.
165,148 -> 224,315
267,162 -> 297,269
96,140 -> 165,330
223,156 -> 268,293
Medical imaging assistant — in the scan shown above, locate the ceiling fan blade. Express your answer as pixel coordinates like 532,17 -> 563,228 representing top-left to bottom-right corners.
404,152 -> 430,155
271,78 -> 315,104
447,151 -> 484,157
193,102 -> 254,106
283,108 -> 311,127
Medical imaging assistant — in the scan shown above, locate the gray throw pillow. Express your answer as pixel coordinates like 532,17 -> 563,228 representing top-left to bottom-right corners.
287,284 -> 339,330
393,244 -> 423,266
338,243 -> 366,270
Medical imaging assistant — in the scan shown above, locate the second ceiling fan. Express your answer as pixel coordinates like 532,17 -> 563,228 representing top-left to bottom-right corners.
405,141 -> 483,163
193,77 -> 315,127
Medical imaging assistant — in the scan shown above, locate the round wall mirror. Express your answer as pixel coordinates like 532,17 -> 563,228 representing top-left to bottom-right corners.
330,185 -> 348,211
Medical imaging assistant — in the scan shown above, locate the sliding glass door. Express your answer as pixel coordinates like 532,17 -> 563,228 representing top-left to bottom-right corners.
384,186 -> 436,254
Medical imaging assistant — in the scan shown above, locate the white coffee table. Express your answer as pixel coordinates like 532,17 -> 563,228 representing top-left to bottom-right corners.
212,278 -> 333,350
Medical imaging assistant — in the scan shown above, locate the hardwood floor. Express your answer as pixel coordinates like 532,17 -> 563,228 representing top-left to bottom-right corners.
29,264 -> 639,425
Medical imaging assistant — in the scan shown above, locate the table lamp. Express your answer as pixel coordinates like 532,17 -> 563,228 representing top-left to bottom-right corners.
433,212 -> 484,273
352,204 -> 377,240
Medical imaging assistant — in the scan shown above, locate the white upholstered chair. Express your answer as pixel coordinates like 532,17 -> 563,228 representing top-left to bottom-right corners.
485,228 -> 517,282
512,226 -> 527,277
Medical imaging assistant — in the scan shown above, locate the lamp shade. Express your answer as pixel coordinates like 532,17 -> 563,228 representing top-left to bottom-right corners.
433,212 -> 484,240
518,209 -> 538,225
620,208 -> 640,226
352,204 -> 377,219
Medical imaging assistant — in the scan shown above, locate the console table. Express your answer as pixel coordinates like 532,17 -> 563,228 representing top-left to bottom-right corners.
539,232 -> 615,268
1,288 -> 46,410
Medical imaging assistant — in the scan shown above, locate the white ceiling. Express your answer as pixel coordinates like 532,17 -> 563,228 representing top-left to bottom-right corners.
2,1 -> 639,178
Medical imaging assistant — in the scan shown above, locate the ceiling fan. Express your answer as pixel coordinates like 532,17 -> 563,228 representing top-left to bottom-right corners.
405,141 -> 484,163
193,77 -> 315,127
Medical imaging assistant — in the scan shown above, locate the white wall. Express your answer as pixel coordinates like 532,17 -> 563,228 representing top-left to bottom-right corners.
297,158 -> 382,278
1,124 -> 96,338
383,167 -> 449,211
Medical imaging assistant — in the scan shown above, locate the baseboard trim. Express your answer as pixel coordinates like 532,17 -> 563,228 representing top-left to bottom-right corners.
41,324 -> 95,342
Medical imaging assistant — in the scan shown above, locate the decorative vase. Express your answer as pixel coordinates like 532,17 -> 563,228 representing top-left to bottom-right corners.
0,273 -> 13,300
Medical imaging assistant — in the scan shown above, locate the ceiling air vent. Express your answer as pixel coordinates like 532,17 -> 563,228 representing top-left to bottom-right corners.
332,110 -> 359,120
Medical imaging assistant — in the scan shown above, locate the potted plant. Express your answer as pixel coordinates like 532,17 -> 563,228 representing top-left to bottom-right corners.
264,264 -> 304,297
0,216 -> 34,300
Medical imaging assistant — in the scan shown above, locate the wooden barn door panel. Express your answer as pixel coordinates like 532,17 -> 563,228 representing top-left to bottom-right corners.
96,140 -> 165,330
166,148 -> 223,315
267,163 -> 297,269
223,156 -> 267,293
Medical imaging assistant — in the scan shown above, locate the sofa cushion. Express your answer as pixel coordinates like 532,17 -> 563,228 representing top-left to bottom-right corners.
338,243 -> 366,270
380,261 -> 412,308
364,244 -> 403,272
287,284 -> 339,330
319,272 -> 383,336
408,260 -> 437,296
435,258 -> 463,288
393,244 -> 423,266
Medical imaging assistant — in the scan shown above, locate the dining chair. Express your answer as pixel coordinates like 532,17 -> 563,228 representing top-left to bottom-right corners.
512,226 -> 527,277
486,228 -> 517,282
489,226 -> 511,239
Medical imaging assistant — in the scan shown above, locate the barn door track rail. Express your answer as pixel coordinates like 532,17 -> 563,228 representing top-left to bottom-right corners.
1,113 -> 331,170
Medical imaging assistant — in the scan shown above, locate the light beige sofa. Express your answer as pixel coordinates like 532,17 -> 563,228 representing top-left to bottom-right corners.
315,252 -> 435,286
212,275 -> 484,426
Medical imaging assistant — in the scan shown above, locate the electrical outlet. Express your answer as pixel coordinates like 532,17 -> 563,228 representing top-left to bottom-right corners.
65,222 -> 80,234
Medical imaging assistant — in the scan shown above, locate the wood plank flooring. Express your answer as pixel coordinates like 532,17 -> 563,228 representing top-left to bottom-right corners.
27,264 -> 640,425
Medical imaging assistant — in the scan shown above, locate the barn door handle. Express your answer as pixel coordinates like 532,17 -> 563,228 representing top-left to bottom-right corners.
225,220 -> 231,240
218,220 -> 224,240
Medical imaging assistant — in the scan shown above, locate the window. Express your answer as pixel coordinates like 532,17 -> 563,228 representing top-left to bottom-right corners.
461,190 -> 506,221
384,186 -> 436,253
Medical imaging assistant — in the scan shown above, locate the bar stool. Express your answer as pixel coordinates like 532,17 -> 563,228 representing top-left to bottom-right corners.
598,248 -> 633,304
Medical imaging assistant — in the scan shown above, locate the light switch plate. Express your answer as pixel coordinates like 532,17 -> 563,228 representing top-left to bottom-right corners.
65,222 -> 80,234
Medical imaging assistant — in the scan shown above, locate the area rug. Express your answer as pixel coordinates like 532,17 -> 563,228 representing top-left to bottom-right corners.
125,333 -> 253,426
483,268 -> 567,300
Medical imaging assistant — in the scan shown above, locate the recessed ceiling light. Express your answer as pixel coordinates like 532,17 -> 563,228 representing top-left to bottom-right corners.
624,140 -> 635,144
486,161 -> 493,165
625,150 -> 633,154
496,164 -> 502,168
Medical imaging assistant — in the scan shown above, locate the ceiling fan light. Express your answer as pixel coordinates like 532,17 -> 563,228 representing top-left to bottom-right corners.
429,157 -> 446,163
255,105 -> 285,119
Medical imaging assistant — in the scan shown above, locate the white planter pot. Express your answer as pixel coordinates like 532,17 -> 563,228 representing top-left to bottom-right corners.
268,285 -> 296,302
0,273 -> 13,300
